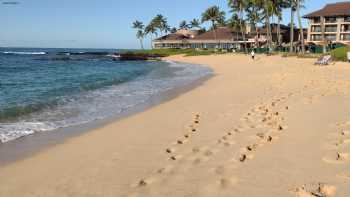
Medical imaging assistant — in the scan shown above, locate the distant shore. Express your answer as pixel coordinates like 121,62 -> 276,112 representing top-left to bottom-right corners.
1,54 -> 350,196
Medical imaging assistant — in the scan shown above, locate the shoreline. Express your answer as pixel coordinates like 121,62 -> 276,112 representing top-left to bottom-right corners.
1,54 -> 350,196
0,61 -> 213,166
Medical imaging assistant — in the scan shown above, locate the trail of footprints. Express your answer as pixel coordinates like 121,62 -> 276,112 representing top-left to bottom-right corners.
291,183 -> 336,197
323,121 -> 350,180
127,93 -> 294,195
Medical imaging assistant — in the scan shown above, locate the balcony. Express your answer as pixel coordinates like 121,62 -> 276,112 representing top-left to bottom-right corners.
341,34 -> 350,41
341,24 -> 350,32
311,35 -> 322,41
325,17 -> 337,23
325,34 -> 337,41
311,25 -> 321,33
325,25 -> 338,33
344,17 -> 350,23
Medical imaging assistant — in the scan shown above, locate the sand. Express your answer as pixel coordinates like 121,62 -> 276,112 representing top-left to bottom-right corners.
1,54 -> 350,197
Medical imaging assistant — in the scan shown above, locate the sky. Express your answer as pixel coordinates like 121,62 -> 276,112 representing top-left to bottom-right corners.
0,0 -> 347,49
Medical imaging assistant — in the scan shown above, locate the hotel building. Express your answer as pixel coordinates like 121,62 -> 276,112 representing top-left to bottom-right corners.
304,1 -> 350,45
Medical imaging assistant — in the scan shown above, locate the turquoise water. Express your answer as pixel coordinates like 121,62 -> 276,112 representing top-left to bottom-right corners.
0,48 -> 212,143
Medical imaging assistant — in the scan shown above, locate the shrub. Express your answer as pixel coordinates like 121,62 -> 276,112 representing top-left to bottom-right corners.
330,46 -> 350,61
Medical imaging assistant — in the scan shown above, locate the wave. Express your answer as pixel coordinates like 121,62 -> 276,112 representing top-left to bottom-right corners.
2,51 -> 47,55
0,61 -> 213,143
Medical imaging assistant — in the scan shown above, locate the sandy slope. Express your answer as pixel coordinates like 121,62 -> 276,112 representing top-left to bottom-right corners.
1,54 -> 350,197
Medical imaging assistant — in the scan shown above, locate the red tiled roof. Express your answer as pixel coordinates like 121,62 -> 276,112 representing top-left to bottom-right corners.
154,33 -> 190,41
191,27 -> 237,40
304,2 -> 350,18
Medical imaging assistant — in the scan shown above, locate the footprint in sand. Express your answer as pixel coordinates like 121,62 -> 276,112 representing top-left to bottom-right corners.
169,154 -> 183,161
323,152 -> 350,164
292,183 -> 336,197
334,139 -> 350,147
218,177 -> 238,189
336,173 -> 350,180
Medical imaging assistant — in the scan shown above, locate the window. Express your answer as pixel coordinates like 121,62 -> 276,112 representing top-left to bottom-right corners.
313,17 -> 321,23
342,34 -> 350,41
311,34 -> 322,41
344,16 -> 350,22
342,25 -> 350,32
325,17 -> 337,23
325,25 -> 337,32
312,25 -> 321,32
325,34 -> 336,41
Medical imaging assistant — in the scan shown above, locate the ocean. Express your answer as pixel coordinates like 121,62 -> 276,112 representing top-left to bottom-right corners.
0,48 -> 212,143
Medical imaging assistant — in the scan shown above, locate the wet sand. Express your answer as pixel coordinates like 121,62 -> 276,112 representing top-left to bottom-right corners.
1,54 -> 350,197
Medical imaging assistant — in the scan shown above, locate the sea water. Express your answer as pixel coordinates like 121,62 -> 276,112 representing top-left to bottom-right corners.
0,48 -> 212,143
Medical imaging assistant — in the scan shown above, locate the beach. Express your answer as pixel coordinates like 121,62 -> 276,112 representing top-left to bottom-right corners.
1,54 -> 350,196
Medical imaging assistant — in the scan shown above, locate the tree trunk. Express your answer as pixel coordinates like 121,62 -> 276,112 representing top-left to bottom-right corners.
290,5 -> 294,53
240,11 -> 247,53
277,17 -> 281,46
296,0 -> 305,54
212,21 -> 218,49
140,39 -> 144,49
150,34 -> 154,49
265,2 -> 272,52
321,17 -> 327,53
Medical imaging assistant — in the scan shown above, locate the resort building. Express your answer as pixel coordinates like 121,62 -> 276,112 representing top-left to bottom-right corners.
153,25 -> 306,50
153,27 -> 253,50
304,1 -> 350,45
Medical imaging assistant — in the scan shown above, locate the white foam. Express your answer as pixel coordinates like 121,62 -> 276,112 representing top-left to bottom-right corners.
3,51 -> 47,55
0,61 -> 212,143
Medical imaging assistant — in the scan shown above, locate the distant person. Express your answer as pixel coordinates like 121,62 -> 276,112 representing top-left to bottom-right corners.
251,50 -> 255,60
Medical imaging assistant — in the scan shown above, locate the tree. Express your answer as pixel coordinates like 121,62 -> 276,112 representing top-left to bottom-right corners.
296,0 -> 305,54
245,0 -> 263,48
190,18 -> 201,29
179,20 -> 189,29
132,20 -> 145,49
289,0 -> 296,52
151,14 -> 169,36
136,30 -> 145,49
228,0 -> 247,52
145,22 -> 157,49
202,6 -> 226,48
272,0 -> 290,46
170,27 -> 177,33
228,13 -> 242,46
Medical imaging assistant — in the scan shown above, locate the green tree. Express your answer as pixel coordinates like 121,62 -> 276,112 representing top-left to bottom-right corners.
288,0 -> 297,52
245,0 -> 263,47
145,22 -> 157,49
228,0 -> 248,52
132,20 -> 145,49
296,0 -> 305,53
179,20 -> 189,29
202,5 -> 226,48
228,14 -> 242,45
189,18 -> 201,29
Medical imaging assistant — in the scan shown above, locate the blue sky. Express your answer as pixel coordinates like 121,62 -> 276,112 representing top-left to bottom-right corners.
0,0 -> 346,49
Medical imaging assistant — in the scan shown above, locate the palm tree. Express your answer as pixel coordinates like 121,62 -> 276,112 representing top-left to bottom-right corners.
190,18 -> 201,29
145,22 -> 157,49
136,30 -> 145,49
132,20 -> 145,49
296,0 -> 305,54
202,6 -> 225,48
289,0 -> 296,52
179,20 -> 189,29
228,13 -> 242,47
151,14 -> 168,36
245,0 -> 263,48
228,0 -> 247,52
272,0 -> 289,47
170,27 -> 177,33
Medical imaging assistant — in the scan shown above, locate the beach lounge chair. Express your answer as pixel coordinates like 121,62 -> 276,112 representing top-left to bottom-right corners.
315,55 -> 332,66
